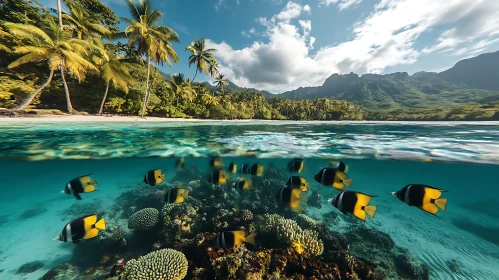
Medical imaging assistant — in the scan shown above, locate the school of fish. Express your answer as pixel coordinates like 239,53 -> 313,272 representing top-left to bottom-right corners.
54,157 -> 448,247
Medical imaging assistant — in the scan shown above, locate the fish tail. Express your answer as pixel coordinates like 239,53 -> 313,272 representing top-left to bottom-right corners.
256,165 -> 264,176
244,233 -> 256,245
364,206 -> 376,218
95,218 -> 106,230
161,174 -> 166,180
89,179 -> 99,187
434,198 -> 447,211
182,190 -> 189,199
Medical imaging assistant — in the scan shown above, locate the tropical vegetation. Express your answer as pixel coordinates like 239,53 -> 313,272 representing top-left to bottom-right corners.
0,0 -> 497,121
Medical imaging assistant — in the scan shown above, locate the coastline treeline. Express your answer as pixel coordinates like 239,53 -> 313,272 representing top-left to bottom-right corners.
0,0 -> 496,121
0,0 -> 363,120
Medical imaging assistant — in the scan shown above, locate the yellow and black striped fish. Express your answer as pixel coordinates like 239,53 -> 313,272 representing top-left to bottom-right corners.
314,167 -> 352,190
227,162 -> 237,174
241,163 -> 264,176
165,187 -> 189,204
329,191 -> 376,221
216,230 -> 256,248
62,174 -> 99,200
329,161 -> 349,173
285,176 -> 309,192
392,184 -> 448,215
210,157 -> 223,168
276,187 -> 306,211
235,178 -> 251,190
209,169 -> 228,184
287,158 -> 304,173
54,214 -> 106,243
144,169 -> 166,186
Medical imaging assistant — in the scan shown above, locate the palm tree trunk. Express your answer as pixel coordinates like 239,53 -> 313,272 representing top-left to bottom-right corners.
15,69 -> 55,110
140,56 -> 151,117
60,67 -> 73,113
98,81 -> 110,115
57,0 -> 63,30
192,69 -> 198,82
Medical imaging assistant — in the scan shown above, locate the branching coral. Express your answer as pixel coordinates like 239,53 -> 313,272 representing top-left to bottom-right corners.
295,213 -> 324,231
260,214 -> 324,256
128,208 -> 159,230
122,248 -> 188,280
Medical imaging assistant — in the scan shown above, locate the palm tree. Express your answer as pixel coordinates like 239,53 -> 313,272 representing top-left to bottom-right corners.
63,1 -> 111,39
5,17 -> 99,112
208,58 -> 220,78
186,38 -> 217,82
93,50 -> 134,115
214,73 -> 229,93
123,0 -> 180,117
168,74 -> 197,107
0,27 -> 11,53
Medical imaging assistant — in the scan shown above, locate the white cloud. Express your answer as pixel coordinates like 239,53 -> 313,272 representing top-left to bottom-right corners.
214,0 -> 225,12
249,28 -> 256,34
303,4 -> 311,13
241,30 -> 251,37
208,0 -> 499,93
319,0 -> 361,10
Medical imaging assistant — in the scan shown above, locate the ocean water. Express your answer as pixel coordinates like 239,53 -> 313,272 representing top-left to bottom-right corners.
0,120 -> 498,280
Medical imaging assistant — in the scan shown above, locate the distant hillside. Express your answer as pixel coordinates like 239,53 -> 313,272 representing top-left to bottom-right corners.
439,50 -> 499,90
277,51 -> 499,109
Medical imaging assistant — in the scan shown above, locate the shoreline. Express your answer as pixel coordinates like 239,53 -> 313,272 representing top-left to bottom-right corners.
0,114 -> 498,124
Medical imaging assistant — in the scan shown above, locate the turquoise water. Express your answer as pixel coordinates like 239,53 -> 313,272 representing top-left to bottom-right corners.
0,121 -> 498,279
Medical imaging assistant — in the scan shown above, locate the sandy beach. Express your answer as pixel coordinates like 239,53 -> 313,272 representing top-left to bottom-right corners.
0,114 -> 260,122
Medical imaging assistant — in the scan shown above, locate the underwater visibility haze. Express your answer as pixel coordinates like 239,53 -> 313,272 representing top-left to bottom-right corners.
0,121 -> 498,280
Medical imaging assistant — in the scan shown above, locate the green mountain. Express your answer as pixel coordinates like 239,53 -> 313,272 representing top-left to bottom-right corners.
278,52 -> 499,109
439,50 -> 499,90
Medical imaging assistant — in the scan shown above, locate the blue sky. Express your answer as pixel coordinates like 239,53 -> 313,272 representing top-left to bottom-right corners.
42,0 -> 499,93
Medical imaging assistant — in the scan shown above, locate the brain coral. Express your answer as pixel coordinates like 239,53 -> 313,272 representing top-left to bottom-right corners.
128,208 -> 159,230
123,248 -> 188,280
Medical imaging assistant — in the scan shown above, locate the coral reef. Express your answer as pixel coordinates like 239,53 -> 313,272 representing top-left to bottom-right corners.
122,248 -> 188,280
16,260 -> 44,274
295,213 -> 324,231
128,208 -> 160,230
259,214 -> 324,256
100,222 -> 127,245
59,199 -> 103,220
212,208 -> 254,231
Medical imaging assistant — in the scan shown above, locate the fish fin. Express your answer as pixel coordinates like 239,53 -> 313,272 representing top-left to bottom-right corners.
344,165 -> 349,173
336,171 -> 347,180
89,179 -> 99,187
421,203 -> 439,215
343,178 -> 353,187
74,193 -> 82,200
364,206 -> 376,218
84,185 -> 95,193
329,161 -> 339,166
95,218 -> 106,230
244,233 -> 256,246
84,228 -> 99,239
423,187 -> 442,204
332,182 -> 345,190
182,190 -> 189,199
161,174 -> 166,181
434,198 -> 447,211
353,210 -> 367,221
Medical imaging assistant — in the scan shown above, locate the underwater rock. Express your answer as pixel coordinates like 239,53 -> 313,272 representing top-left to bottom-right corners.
113,185 -> 166,220
162,203 -> 200,239
171,164 -> 203,183
446,258 -> 463,274
346,225 -> 429,280
99,222 -> 127,245
59,200 -> 103,219
122,248 -> 188,280
19,207 -> 47,220
41,269 -> 58,280
307,190 -> 322,209
128,208 -> 159,230
16,260 -> 44,274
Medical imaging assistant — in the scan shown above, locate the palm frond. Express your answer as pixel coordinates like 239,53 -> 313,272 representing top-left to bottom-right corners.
14,46 -> 49,56
4,22 -> 53,45
8,53 -> 47,68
